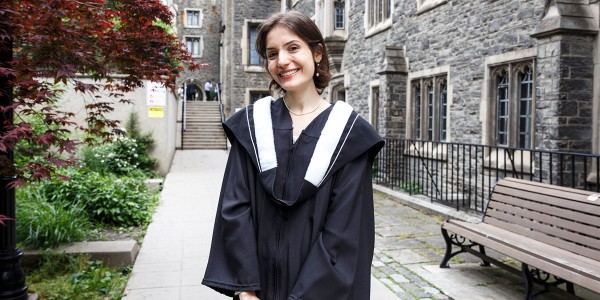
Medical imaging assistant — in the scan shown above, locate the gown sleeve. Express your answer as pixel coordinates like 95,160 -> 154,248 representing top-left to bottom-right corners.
202,139 -> 262,296
289,152 -> 376,300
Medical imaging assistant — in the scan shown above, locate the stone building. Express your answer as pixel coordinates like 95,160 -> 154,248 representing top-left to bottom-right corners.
199,0 -> 600,208
172,0 -> 222,100
343,0 -> 597,156
214,0 -> 600,158
172,0 -> 600,194
218,0 -> 281,115
295,0 -> 597,155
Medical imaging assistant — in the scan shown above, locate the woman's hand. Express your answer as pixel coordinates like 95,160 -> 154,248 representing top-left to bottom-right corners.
238,291 -> 259,300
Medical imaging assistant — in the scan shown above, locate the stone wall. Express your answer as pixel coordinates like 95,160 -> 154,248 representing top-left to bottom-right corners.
343,0 -> 549,142
291,0 -> 314,16
180,0 -> 599,156
175,0 -> 222,99
535,34 -> 596,152
221,0 -> 280,115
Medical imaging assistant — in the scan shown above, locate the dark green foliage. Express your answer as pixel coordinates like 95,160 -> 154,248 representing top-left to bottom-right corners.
82,111 -> 157,176
26,254 -> 130,300
36,168 -> 158,226
16,187 -> 90,248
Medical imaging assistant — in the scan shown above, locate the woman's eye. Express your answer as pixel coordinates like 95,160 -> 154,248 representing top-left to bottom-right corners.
267,52 -> 277,59
289,45 -> 299,52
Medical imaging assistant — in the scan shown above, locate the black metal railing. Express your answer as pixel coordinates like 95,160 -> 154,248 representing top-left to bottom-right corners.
216,86 -> 227,150
373,138 -> 600,213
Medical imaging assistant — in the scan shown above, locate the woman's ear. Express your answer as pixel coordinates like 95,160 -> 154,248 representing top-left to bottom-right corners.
314,43 -> 323,63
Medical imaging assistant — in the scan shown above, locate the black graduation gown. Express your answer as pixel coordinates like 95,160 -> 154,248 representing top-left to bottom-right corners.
202,97 -> 384,300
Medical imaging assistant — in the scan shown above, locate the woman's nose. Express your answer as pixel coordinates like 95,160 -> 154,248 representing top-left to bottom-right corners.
277,51 -> 291,66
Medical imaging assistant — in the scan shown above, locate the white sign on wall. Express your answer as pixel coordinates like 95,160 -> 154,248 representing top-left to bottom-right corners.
146,81 -> 167,107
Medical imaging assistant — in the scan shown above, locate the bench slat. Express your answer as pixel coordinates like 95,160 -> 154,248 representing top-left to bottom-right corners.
485,209 -> 600,253
500,178 -> 600,206
487,201 -> 600,242
484,216 -> 600,261
489,193 -> 600,228
492,185 -> 600,218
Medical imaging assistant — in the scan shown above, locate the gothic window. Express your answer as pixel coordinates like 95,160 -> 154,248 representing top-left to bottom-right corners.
185,9 -> 202,28
367,0 -> 391,28
413,83 -> 421,139
249,24 -> 260,66
243,20 -> 265,72
185,36 -> 202,57
519,68 -> 533,148
427,81 -> 434,140
490,62 -> 535,149
496,70 -> 509,146
332,84 -> 346,102
334,0 -> 345,29
439,81 -> 448,141
412,76 -> 448,142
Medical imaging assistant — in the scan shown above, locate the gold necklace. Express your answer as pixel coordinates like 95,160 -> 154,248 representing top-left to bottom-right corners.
283,98 -> 322,116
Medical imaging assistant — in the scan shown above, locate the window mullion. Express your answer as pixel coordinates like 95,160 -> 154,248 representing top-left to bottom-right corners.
509,65 -> 518,148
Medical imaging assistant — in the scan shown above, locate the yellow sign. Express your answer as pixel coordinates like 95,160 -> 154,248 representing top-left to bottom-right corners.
148,107 -> 164,118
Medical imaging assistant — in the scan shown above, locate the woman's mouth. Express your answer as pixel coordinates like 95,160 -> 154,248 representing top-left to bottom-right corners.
279,69 -> 299,78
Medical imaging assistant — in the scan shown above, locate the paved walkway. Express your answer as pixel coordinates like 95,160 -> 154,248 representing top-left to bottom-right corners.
124,150 -> 600,300
123,150 -> 397,299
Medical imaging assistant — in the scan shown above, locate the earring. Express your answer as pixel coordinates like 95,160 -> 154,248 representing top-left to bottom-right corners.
316,62 -> 320,77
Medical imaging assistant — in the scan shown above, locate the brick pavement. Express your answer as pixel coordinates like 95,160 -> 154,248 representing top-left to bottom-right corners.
372,191 -> 450,300
370,190 -> 600,300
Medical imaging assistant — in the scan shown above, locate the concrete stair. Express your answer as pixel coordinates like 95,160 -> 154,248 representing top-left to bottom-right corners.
183,101 -> 227,149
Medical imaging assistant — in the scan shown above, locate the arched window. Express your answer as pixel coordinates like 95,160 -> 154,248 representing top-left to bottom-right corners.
334,0 -> 345,29
413,82 -> 422,139
367,0 -> 391,28
490,61 -> 535,148
496,69 -> 509,146
411,75 -> 448,141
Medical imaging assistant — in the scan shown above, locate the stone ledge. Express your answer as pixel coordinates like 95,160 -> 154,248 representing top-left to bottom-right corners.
22,240 -> 140,268
374,184 -> 483,223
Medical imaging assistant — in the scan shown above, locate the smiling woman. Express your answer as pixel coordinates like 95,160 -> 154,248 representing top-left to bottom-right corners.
255,11 -> 332,96
202,11 -> 384,300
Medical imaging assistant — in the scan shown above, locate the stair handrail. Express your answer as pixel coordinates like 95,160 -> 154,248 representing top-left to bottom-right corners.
181,84 -> 187,150
216,85 -> 228,150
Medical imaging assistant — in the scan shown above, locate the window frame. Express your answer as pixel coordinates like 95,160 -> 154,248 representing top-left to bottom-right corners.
482,49 -> 537,173
411,75 -> 449,143
334,0 -> 346,30
364,0 -> 392,37
489,61 -> 535,149
248,24 -> 261,66
184,9 -> 202,28
185,36 -> 202,58
243,19 -> 265,73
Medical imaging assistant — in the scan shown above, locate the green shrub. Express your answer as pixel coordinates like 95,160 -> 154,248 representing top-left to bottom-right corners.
16,187 -> 90,248
82,111 -> 157,177
26,254 -> 130,300
82,136 -> 157,177
39,168 -> 158,226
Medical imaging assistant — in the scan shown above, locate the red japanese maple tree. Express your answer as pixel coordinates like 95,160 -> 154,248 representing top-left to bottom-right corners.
0,0 -> 199,190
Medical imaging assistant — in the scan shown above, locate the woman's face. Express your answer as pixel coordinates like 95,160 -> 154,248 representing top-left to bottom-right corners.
265,25 -> 321,94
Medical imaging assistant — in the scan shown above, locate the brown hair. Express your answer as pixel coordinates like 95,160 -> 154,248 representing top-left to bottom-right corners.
255,11 -> 332,95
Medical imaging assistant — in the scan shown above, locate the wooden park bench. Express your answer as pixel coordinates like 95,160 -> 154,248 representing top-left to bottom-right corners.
439,177 -> 600,299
